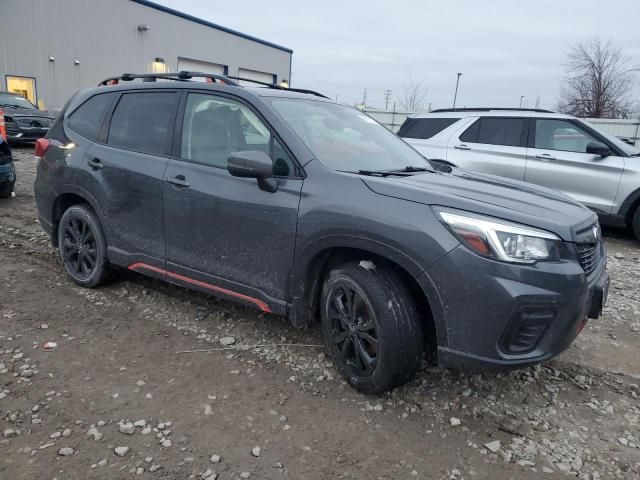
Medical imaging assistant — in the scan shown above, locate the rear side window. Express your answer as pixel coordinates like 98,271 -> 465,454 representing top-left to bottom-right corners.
397,118 -> 458,139
460,117 -> 525,147
108,92 -> 178,155
67,93 -> 116,140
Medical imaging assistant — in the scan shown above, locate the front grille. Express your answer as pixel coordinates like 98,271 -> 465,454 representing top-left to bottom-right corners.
576,242 -> 600,275
16,117 -> 52,128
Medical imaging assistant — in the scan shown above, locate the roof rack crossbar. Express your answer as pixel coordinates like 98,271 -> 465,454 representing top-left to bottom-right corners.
97,71 -> 329,99
98,71 -> 240,86
225,76 -> 329,98
430,107 -> 554,113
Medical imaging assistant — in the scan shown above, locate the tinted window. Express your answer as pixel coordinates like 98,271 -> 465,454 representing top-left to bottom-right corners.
180,93 -> 295,176
535,119 -> 599,153
460,117 -> 525,147
67,93 -> 116,140
397,118 -> 458,139
108,92 -> 177,155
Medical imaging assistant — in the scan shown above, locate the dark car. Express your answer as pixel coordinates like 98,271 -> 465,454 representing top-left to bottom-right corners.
0,91 -> 55,142
33,72 -> 609,393
0,136 -> 15,198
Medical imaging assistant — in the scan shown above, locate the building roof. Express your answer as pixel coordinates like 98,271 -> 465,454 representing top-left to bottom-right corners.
130,0 -> 293,54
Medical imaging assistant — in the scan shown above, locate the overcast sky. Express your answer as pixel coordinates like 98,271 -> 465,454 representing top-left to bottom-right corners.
156,0 -> 640,112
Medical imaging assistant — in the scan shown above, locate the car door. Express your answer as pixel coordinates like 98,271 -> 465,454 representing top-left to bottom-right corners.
85,90 -> 179,270
446,116 -> 528,180
162,91 -> 303,313
525,118 -> 625,214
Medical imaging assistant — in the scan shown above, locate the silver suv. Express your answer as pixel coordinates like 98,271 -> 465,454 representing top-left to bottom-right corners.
399,108 -> 640,239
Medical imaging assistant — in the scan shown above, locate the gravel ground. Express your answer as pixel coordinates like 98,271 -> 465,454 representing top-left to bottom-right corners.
1,146 -> 640,479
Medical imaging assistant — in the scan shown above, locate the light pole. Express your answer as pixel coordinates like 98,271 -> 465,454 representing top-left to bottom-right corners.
452,72 -> 463,109
519,96 -> 525,108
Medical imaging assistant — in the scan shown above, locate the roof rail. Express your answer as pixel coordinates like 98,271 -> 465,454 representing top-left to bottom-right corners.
98,71 -> 239,86
225,76 -> 328,98
97,71 -> 329,98
430,107 -> 554,113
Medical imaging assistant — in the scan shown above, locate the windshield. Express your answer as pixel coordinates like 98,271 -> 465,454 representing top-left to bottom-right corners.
267,98 -> 432,172
577,118 -> 640,156
0,93 -> 37,110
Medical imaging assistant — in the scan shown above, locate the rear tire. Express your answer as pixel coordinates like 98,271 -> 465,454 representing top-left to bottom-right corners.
57,204 -> 112,288
0,184 -> 13,198
633,207 -> 640,241
320,261 -> 424,394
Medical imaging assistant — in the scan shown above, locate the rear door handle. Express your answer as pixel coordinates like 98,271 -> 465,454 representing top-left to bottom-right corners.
454,144 -> 471,151
535,153 -> 556,161
87,158 -> 104,170
166,175 -> 190,188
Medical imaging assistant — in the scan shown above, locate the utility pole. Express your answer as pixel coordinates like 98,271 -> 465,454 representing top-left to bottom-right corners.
361,88 -> 367,109
452,72 -> 463,109
519,96 -> 525,108
384,89 -> 392,110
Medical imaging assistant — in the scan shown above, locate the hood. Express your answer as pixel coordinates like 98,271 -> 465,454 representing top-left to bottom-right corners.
3,106 -> 55,118
362,167 -> 596,242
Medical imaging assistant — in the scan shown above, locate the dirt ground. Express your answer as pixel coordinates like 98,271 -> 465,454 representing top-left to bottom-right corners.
1,146 -> 640,480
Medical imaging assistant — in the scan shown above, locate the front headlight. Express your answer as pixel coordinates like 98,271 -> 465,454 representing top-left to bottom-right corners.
434,207 -> 561,264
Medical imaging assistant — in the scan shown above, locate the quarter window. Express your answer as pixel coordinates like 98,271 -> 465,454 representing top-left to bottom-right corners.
534,119 -> 599,153
180,93 -> 295,176
460,117 -> 525,147
107,92 -> 178,155
67,93 -> 116,140
397,118 -> 458,139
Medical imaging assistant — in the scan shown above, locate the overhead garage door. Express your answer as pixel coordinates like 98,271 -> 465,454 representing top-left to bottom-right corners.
238,68 -> 276,86
177,58 -> 226,81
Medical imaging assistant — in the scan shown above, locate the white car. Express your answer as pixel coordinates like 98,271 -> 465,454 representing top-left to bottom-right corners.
399,108 -> 640,238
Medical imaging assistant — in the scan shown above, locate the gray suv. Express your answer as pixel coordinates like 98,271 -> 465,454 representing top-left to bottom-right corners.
399,108 -> 640,239
34,73 -> 608,393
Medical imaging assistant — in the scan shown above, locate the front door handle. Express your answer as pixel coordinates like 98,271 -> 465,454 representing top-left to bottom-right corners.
454,144 -> 471,151
535,153 -> 556,161
166,175 -> 190,188
87,158 -> 104,170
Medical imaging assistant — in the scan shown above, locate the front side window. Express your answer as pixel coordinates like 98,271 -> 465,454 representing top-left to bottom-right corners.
397,118 -> 458,139
460,117 -> 525,147
534,119 -> 599,153
180,93 -> 295,176
267,98 -> 432,172
107,92 -> 178,155
67,93 -> 116,140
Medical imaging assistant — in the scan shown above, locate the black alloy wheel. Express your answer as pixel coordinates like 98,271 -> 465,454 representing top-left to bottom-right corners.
61,216 -> 98,279
321,261 -> 424,394
327,284 -> 379,377
57,204 -> 112,288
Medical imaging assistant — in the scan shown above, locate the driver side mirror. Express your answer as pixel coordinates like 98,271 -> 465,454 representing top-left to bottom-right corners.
227,151 -> 278,193
586,141 -> 611,157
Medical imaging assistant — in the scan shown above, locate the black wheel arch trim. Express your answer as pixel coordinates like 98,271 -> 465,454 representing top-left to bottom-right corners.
618,187 -> 640,223
51,184 -> 113,247
287,234 -> 449,347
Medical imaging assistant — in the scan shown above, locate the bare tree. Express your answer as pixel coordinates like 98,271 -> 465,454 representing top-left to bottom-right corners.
399,78 -> 428,112
557,37 -> 638,118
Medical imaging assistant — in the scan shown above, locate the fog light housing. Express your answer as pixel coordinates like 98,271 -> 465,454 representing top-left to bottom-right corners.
502,306 -> 557,354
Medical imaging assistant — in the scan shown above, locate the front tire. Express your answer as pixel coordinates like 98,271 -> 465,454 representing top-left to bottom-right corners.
632,207 -> 640,241
58,204 -> 111,288
0,183 -> 13,198
320,261 -> 424,394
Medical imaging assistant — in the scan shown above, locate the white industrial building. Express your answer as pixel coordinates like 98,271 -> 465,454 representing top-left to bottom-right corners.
0,0 -> 293,111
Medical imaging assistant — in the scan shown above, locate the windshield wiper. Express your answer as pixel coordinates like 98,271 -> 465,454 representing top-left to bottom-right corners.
389,166 -> 433,173
339,169 -> 414,177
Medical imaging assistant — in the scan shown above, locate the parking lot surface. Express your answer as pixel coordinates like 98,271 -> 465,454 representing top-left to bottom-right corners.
1,146 -> 640,479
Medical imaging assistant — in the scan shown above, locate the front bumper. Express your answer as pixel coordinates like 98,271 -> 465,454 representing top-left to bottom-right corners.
423,243 -> 608,372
